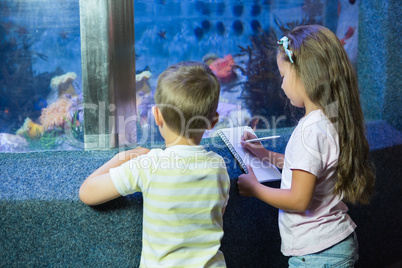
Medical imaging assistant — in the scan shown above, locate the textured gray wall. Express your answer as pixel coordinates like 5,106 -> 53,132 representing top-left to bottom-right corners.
358,0 -> 401,130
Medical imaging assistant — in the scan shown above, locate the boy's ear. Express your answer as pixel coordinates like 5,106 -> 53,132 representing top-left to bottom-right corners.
208,112 -> 219,130
152,106 -> 163,126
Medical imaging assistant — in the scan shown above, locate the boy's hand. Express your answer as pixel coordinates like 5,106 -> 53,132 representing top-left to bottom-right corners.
237,165 -> 260,197
80,146 -> 150,206
240,131 -> 268,160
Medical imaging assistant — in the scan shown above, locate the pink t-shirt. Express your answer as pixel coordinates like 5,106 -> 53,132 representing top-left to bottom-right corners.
279,109 -> 356,256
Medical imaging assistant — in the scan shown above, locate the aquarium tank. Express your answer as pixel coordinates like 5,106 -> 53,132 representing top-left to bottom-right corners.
0,0 -> 360,152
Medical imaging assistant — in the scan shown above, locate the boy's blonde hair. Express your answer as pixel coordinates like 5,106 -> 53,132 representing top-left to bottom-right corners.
278,25 -> 375,204
154,61 -> 220,139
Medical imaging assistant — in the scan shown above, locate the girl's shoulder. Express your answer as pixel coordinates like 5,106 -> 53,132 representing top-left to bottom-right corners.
292,109 -> 339,151
298,109 -> 335,133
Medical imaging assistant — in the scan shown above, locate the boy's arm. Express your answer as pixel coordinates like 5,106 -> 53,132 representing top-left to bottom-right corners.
79,147 -> 150,206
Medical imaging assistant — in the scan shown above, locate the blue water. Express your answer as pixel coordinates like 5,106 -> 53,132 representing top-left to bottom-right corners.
1,0 -> 330,85
1,0 -> 81,77
134,0 -> 315,76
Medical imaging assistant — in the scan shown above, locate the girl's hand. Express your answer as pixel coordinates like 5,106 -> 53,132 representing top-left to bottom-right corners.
237,165 -> 260,197
240,131 -> 269,160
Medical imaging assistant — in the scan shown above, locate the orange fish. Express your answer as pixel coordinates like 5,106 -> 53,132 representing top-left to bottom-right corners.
344,26 -> 355,39
59,31 -> 69,40
157,30 -> 166,39
340,26 -> 355,45
209,54 -> 237,83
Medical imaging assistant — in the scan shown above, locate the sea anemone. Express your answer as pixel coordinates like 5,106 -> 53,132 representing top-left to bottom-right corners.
16,117 -> 45,139
39,97 -> 73,130
50,72 -> 78,97
209,54 -> 237,83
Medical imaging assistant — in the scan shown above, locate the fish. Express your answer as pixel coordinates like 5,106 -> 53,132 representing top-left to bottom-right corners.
59,31 -> 69,40
340,26 -> 355,45
157,30 -> 166,39
34,98 -> 48,111
344,26 -> 355,39
16,26 -> 28,37
209,54 -> 237,83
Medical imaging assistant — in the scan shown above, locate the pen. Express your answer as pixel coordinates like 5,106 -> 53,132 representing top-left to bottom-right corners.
245,135 -> 280,142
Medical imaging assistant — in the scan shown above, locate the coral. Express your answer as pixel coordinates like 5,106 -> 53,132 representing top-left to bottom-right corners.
50,72 -> 77,97
16,117 -> 44,139
202,53 -> 219,65
209,54 -> 237,83
39,97 -> 73,130
235,31 -> 287,128
0,133 -> 28,152
234,17 -> 314,129
135,70 -> 152,82
135,70 -> 152,96
217,102 -> 251,128
135,69 -> 153,126
0,19 -> 53,132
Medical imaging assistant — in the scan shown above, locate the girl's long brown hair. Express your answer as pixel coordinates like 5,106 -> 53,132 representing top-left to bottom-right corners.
279,25 -> 375,204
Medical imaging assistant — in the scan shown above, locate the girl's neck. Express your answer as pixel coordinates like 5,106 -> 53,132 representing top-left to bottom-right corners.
303,100 -> 320,117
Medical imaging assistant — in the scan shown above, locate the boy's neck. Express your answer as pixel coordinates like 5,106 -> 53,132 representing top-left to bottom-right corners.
164,133 -> 203,148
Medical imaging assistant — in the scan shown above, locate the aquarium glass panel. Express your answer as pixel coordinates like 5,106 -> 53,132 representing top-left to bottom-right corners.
134,0 -> 359,139
1,0 -> 82,152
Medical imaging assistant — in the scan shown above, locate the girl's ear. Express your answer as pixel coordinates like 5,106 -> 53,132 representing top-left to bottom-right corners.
152,106 -> 164,126
208,112 -> 219,130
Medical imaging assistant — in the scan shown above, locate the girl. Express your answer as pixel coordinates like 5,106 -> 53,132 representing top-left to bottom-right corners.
237,25 -> 375,267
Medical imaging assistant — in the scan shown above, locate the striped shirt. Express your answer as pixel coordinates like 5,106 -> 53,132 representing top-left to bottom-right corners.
110,145 -> 230,268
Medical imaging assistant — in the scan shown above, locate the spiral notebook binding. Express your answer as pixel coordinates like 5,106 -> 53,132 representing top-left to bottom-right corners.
217,130 -> 249,174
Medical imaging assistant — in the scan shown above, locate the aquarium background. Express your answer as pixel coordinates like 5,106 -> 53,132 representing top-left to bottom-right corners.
1,0 -> 360,152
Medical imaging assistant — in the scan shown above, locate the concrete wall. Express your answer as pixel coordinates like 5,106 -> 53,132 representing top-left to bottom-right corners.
358,0 -> 401,130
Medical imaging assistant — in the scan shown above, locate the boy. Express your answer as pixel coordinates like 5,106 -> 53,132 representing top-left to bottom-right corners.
79,61 -> 230,267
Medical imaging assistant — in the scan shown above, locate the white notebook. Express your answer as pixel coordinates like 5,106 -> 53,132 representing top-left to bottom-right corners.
217,126 -> 282,182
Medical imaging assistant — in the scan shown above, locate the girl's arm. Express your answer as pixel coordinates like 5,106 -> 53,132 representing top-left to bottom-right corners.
237,165 -> 316,212
241,131 -> 285,169
79,147 -> 150,206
